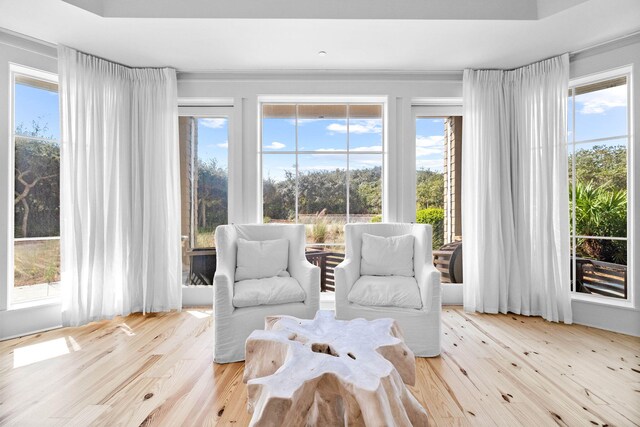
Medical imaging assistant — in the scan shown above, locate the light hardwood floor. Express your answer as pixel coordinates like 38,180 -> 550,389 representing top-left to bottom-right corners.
0,307 -> 638,426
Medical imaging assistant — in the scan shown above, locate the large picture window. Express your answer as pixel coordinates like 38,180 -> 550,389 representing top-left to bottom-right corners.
11,67 -> 60,305
261,103 -> 384,249
568,72 -> 631,301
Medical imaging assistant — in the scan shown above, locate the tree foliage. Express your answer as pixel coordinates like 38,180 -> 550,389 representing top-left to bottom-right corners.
416,207 -> 444,250
572,182 -> 627,264
570,144 -> 626,191
14,121 -> 60,238
263,166 -> 382,220
195,158 -> 228,232
416,169 -> 444,210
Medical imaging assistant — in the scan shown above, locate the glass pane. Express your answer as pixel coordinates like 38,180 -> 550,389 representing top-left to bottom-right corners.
298,153 -> 347,244
14,78 -> 60,141
263,154 -> 297,223
573,237 -> 627,299
575,80 -> 627,142
573,139 -> 627,238
298,104 -> 347,151
349,104 -> 383,151
262,104 -> 295,151
415,118 -> 445,210
567,92 -> 573,140
193,117 -> 229,248
13,75 -> 61,304
416,117 -> 446,250
13,239 -> 61,303
349,154 -> 382,223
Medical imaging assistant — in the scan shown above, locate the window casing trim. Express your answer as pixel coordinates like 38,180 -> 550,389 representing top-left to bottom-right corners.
568,65 -> 634,308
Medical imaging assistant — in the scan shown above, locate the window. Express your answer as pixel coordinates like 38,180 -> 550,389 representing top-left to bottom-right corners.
261,103 -> 384,249
178,111 -> 230,285
568,72 -> 631,301
11,67 -> 61,305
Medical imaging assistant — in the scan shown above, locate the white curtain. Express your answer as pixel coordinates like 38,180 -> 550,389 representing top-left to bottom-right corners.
462,54 -> 572,323
58,46 -> 182,326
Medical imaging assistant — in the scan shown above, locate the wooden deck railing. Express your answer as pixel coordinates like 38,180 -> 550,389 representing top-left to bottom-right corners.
305,250 -> 344,292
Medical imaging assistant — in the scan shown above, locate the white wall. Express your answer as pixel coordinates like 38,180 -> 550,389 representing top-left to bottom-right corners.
569,36 -> 640,336
0,31 -> 62,339
0,29 -> 638,339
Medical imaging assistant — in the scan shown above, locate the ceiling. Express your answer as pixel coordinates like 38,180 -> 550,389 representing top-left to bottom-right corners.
0,0 -> 639,72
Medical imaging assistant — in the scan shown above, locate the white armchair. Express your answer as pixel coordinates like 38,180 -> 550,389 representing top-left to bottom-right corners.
335,223 -> 441,357
213,224 -> 320,363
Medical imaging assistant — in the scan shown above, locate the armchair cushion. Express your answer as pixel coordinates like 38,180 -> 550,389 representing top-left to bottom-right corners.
235,238 -> 289,281
232,276 -> 305,308
348,275 -> 422,309
361,233 -> 414,277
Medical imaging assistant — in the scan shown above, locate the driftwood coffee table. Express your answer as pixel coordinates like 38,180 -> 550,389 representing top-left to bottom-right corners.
243,311 -> 429,426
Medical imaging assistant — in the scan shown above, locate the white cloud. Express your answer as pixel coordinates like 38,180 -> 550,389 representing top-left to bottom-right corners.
200,118 -> 227,129
313,145 -> 382,153
416,135 -> 444,147
217,141 -> 228,149
577,85 -> 626,114
416,147 -> 443,157
416,135 -> 444,158
327,119 -> 382,134
264,141 -> 286,150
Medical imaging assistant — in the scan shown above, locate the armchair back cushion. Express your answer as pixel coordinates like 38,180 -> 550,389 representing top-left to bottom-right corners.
235,238 -> 288,281
361,233 -> 414,277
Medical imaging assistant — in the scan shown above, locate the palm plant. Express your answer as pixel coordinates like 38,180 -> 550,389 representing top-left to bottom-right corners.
572,181 -> 627,264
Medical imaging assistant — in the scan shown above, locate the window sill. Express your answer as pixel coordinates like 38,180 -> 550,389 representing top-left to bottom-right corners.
8,297 -> 62,311
570,292 -> 635,310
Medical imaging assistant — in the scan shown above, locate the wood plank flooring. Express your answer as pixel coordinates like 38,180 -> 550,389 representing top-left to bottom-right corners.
0,307 -> 638,426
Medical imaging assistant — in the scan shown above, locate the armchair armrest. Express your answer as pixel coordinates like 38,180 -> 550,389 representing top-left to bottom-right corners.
417,263 -> 441,313
334,259 -> 360,307
289,260 -> 320,311
213,271 -> 234,317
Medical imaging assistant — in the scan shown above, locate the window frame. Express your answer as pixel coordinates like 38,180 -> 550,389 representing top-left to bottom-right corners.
7,63 -> 60,309
568,66 -> 634,308
258,99 -> 387,248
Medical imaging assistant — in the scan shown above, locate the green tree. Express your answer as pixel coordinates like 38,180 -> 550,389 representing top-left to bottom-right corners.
570,144 -> 626,191
196,158 -> 228,231
416,169 -> 444,210
14,121 -> 60,238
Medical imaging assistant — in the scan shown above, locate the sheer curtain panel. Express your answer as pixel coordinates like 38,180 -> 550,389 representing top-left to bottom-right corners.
461,54 -> 572,323
58,46 -> 181,326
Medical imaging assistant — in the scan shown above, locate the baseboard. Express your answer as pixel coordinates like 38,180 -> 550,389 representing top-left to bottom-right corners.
442,283 -> 463,304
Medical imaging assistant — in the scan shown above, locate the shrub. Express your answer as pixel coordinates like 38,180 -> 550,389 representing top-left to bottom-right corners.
370,215 -> 382,223
312,221 -> 327,243
573,182 -> 627,264
416,208 -> 444,250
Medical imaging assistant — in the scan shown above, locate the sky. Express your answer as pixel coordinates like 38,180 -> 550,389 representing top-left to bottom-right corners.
14,83 -> 60,140
262,116 -> 383,181
14,82 -> 628,182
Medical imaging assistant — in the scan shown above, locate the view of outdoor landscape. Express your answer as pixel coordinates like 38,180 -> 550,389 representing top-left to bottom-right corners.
569,77 -> 629,298
13,74 -> 61,303
190,117 -> 229,248
11,76 -> 630,302
416,118 -> 447,249
261,104 -> 384,249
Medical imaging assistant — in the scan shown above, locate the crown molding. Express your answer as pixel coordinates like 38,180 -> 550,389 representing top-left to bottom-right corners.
177,70 -> 464,82
0,28 -> 57,59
